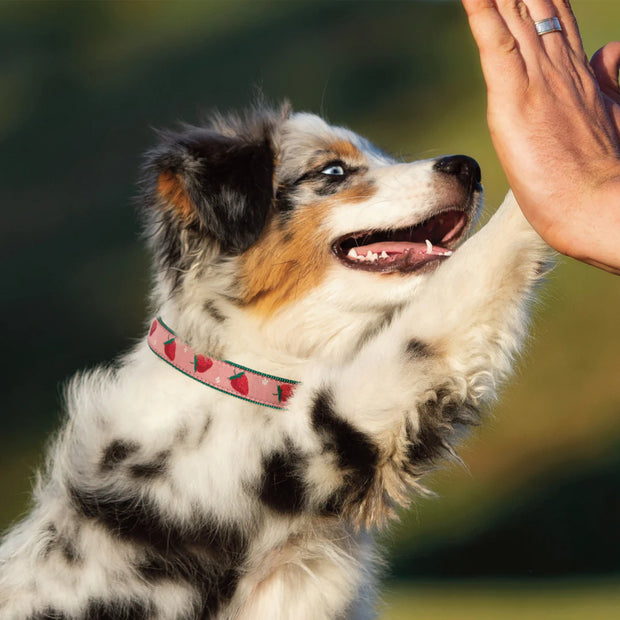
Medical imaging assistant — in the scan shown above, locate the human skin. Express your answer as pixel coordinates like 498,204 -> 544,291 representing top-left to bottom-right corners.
461,0 -> 620,274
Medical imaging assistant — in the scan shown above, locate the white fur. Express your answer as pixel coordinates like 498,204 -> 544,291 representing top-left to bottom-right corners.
0,110 -> 551,619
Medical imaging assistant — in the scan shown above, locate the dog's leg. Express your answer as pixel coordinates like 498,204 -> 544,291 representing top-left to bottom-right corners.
240,194 -> 552,617
266,192 -> 552,530
401,190 -> 553,388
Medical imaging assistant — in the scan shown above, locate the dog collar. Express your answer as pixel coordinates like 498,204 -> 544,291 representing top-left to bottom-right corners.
148,317 -> 298,409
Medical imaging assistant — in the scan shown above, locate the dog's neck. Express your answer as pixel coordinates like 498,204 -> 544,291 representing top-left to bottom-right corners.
148,317 -> 298,408
155,292 -> 394,383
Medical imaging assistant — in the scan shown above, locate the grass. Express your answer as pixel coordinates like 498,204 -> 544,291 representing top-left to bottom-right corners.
381,580 -> 620,620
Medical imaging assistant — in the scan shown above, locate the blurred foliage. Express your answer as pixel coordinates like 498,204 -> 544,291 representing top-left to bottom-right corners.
1,0 -> 619,613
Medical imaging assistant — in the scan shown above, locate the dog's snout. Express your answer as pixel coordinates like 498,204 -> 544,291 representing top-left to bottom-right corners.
433,155 -> 481,188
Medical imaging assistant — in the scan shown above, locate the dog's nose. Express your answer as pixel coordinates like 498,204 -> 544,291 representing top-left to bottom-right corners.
433,155 -> 482,189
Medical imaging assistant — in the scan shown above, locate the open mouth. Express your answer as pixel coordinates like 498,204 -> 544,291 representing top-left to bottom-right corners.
332,209 -> 469,273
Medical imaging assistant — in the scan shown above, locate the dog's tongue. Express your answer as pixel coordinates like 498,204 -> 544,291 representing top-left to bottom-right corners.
351,240 -> 452,257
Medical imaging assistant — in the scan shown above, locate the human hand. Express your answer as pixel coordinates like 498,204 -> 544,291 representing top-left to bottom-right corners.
591,41 -> 620,131
462,0 -> 620,274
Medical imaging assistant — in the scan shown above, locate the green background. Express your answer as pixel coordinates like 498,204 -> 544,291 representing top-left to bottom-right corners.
1,1 -> 619,617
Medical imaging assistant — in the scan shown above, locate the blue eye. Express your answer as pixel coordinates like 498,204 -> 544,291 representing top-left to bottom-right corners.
321,164 -> 345,176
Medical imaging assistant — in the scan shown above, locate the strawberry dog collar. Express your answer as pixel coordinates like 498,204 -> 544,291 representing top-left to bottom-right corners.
148,317 -> 298,409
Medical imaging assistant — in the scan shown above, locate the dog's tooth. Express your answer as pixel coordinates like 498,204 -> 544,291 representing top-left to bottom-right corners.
425,239 -> 433,254
366,251 -> 373,260
348,248 -> 358,258
380,251 -> 389,259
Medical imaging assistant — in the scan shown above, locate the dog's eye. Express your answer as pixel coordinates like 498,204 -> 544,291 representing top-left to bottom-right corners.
321,164 -> 346,176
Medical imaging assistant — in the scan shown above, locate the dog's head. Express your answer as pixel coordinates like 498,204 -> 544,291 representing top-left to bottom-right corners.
141,106 -> 482,354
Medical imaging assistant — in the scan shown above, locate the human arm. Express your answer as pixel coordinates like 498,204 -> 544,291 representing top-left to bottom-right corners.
462,0 -> 620,274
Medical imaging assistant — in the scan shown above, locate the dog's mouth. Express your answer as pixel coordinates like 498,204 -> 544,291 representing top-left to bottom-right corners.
332,209 -> 469,273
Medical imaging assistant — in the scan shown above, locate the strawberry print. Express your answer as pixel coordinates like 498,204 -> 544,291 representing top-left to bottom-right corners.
194,354 -> 213,373
150,320 -> 157,336
164,338 -> 176,361
229,372 -> 249,396
276,383 -> 295,403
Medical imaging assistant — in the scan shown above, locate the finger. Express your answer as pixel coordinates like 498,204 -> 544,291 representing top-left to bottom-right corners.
591,42 -> 620,103
499,1 -> 586,80
549,0 -> 587,57
461,0 -> 527,87
519,0 -> 567,55
529,0 -> 598,92
494,0 -> 549,69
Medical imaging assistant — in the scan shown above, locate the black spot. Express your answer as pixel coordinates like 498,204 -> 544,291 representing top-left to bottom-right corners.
313,174 -> 353,196
100,440 -> 139,473
204,300 -> 226,323
312,391 -> 379,475
71,484 -> 247,617
70,486 -> 179,550
58,534 -> 81,564
406,338 -> 432,358
202,566 -> 240,616
311,390 -> 379,512
192,134 -> 275,253
144,124 -> 276,255
27,610 -> 68,620
196,416 -> 212,446
129,450 -> 170,479
353,308 -> 398,354
41,523 -> 58,559
71,487 -> 154,545
139,109 -> 285,292
275,184 -> 295,214
137,549 -> 242,618
259,443 -> 307,514
40,523 -> 81,564
406,418 -> 444,467
407,387 -> 480,471
83,599 -> 151,620
27,601 -> 149,620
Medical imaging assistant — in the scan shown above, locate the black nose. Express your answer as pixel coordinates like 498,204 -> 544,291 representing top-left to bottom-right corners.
433,155 -> 482,189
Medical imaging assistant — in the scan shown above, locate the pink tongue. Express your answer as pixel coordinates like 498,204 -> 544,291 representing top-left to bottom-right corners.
354,240 -> 449,256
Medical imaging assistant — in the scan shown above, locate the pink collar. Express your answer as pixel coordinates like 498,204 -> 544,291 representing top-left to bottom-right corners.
148,317 -> 298,409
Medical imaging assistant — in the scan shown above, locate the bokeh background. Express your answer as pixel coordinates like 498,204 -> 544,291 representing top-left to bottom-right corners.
1,1 -> 619,617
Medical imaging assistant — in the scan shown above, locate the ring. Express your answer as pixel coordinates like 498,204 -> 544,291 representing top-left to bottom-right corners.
535,17 -> 562,36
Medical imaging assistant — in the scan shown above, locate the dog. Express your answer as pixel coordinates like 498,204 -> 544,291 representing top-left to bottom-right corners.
0,104 -> 550,619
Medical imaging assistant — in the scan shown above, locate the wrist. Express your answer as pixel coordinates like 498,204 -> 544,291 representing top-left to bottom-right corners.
561,176 -> 620,274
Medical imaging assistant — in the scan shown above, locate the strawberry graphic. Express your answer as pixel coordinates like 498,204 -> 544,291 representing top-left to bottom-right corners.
149,320 -> 157,336
164,338 -> 176,361
276,383 -> 294,404
194,354 -> 213,373
229,371 -> 249,396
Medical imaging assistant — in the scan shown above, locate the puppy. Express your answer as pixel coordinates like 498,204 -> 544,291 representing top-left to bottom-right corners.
0,105 -> 550,619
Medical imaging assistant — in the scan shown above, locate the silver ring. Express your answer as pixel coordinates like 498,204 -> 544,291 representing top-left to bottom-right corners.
535,17 -> 562,36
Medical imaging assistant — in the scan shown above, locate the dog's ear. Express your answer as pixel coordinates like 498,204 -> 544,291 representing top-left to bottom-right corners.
145,125 -> 275,253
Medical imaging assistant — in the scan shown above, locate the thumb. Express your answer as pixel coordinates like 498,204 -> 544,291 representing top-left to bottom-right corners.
591,42 -> 620,104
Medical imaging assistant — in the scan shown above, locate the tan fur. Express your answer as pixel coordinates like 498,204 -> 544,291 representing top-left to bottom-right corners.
157,171 -> 195,221
240,202 -> 331,315
334,180 -> 377,205
241,182 -> 377,315
327,140 -> 365,163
